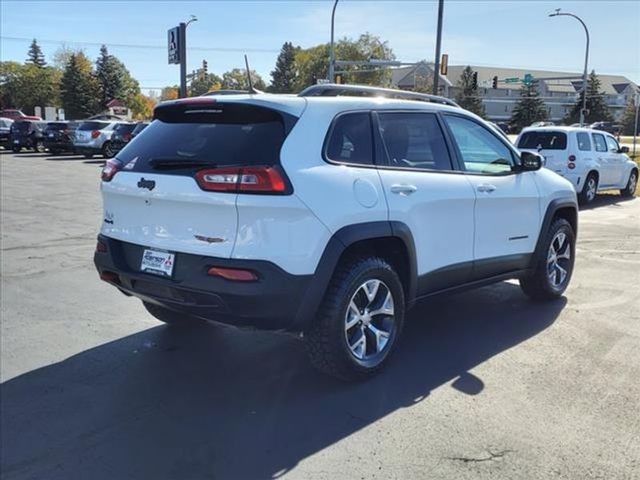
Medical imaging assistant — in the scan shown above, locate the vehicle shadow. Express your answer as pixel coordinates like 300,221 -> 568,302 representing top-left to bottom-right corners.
580,193 -> 635,210
1,282 -> 565,480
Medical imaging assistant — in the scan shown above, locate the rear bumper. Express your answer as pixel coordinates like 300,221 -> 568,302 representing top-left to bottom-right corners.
44,139 -> 74,151
94,235 -> 312,331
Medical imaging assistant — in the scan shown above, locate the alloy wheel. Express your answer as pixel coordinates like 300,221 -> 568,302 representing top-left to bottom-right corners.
547,231 -> 571,290
586,177 -> 597,202
628,172 -> 638,194
344,279 -> 395,362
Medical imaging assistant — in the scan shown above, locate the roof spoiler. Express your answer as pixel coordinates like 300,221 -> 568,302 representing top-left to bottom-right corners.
298,84 -> 459,107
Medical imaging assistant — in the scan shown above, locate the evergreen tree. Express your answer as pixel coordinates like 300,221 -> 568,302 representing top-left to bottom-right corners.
509,81 -> 548,131
61,53 -> 100,119
26,39 -> 46,67
270,42 -> 298,93
620,96 -> 639,135
454,66 -> 485,118
95,45 -> 140,108
564,70 -> 612,124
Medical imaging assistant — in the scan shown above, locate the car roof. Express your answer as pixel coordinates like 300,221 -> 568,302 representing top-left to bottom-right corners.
520,126 -> 597,134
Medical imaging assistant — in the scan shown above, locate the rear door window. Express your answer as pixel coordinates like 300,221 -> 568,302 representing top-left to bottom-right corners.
118,103 -> 291,172
576,132 -> 591,151
592,133 -> 607,152
325,112 -> 373,165
377,112 -> 453,171
517,131 -> 567,150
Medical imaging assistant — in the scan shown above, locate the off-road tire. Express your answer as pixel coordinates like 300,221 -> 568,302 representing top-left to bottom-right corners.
304,256 -> 405,381
520,218 -> 575,301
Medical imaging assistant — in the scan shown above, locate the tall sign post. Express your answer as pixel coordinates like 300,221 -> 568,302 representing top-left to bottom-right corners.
168,16 -> 196,99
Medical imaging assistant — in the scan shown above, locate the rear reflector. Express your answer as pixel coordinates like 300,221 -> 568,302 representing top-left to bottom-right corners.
195,166 -> 287,194
100,271 -> 120,284
568,155 -> 576,162
207,267 -> 258,282
91,130 -> 101,139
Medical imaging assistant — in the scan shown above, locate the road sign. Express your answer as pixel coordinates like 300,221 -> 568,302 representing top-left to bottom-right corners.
168,26 -> 180,64
505,77 -> 520,84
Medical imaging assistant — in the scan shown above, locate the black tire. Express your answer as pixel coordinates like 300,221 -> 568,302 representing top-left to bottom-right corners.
143,301 -> 204,326
579,172 -> 598,205
304,256 -> 405,381
34,140 -> 46,153
520,218 -> 575,301
83,153 -> 94,159
620,169 -> 638,198
12,147 -> 20,153
102,142 -> 114,158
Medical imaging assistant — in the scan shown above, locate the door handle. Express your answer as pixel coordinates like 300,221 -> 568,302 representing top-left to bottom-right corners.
477,184 -> 496,193
390,184 -> 417,195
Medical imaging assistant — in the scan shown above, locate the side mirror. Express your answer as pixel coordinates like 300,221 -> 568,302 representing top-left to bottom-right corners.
519,151 -> 543,171
619,146 -> 629,154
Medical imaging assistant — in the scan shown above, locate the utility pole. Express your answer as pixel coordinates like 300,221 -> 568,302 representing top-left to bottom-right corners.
329,0 -> 339,82
432,0 -> 444,95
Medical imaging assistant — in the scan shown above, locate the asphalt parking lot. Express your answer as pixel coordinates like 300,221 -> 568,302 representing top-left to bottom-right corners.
1,149 -> 639,480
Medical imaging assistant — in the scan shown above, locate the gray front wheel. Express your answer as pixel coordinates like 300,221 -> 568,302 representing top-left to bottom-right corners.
620,170 -> 637,198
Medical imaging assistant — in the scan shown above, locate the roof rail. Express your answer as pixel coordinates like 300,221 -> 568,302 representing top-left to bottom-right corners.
298,83 -> 459,107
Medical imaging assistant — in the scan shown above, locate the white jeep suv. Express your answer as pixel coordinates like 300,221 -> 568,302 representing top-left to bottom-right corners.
516,126 -> 638,204
94,85 -> 578,380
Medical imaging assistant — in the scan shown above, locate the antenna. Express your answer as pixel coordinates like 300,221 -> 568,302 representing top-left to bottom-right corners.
244,54 -> 256,94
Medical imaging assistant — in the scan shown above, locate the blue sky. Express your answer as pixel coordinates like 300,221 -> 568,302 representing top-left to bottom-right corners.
1,0 -> 638,95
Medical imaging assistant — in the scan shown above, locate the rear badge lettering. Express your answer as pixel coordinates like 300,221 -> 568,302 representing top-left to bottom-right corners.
194,235 -> 225,244
137,177 -> 155,191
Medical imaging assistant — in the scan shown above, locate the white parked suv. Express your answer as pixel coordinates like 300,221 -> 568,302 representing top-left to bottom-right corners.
94,85 -> 579,380
73,120 -> 118,158
516,126 -> 638,204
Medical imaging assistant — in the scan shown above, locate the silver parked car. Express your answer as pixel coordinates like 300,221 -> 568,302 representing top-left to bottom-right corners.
73,121 -> 118,158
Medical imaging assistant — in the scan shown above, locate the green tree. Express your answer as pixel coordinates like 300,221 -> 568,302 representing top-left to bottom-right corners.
26,39 -> 46,67
0,61 -> 24,107
620,96 -> 639,135
293,33 -> 395,92
13,65 -> 61,114
509,81 -> 548,131
128,92 -> 156,120
61,53 -> 101,119
95,45 -> 140,109
564,70 -> 612,124
454,66 -> 485,118
189,73 -> 223,96
221,68 -> 266,91
269,42 -> 299,93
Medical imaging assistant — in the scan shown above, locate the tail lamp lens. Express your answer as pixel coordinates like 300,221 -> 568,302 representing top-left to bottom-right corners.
568,155 -> 576,162
207,267 -> 258,282
91,130 -> 101,139
101,159 -> 123,182
195,166 -> 287,194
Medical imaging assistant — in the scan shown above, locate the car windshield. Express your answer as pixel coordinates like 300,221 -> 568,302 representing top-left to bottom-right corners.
518,131 -> 567,150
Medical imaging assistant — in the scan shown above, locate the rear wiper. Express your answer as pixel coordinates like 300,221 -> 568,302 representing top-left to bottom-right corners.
149,158 -> 217,170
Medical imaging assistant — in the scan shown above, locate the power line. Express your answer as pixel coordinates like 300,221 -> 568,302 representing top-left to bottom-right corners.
0,36 -> 280,54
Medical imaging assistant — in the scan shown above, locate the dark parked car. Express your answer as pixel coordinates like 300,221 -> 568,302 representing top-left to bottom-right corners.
9,120 -> 47,152
43,121 -> 79,155
108,122 -> 137,157
590,121 -> 621,135
0,117 -> 14,148
130,121 -> 149,139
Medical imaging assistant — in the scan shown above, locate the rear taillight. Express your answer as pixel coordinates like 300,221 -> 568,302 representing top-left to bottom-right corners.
96,240 -> 107,252
207,266 -> 258,282
91,130 -> 100,139
123,133 -> 132,142
568,155 -> 576,162
101,159 -> 123,182
195,166 -> 288,194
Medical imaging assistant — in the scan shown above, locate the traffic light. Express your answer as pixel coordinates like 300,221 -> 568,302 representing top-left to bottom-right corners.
492,76 -> 498,89
472,71 -> 478,90
202,60 -> 208,75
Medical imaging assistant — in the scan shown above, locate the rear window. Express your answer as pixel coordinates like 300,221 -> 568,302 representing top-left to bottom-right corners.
325,112 -> 373,165
78,121 -> 109,131
114,123 -> 136,134
117,104 -> 291,171
577,132 -> 591,151
13,122 -> 32,133
518,131 -> 567,150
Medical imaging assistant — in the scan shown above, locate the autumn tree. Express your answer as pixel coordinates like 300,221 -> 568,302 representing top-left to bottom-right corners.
128,93 -> 157,120
509,81 -> 548,131
160,86 -> 179,101
270,42 -> 298,93
221,68 -> 266,91
26,39 -> 46,67
564,70 -> 612,124
190,73 -> 223,96
454,66 -> 485,118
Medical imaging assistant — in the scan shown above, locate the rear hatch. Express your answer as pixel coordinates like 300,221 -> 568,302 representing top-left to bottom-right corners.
44,122 -> 70,141
75,121 -> 109,144
99,98 -> 302,258
517,130 -> 568,175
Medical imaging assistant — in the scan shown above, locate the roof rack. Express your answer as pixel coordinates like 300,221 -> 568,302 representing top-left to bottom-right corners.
298,84 -> 459,107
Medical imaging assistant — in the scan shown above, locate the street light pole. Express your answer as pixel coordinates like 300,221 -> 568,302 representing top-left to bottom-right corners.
549,9 -> 590,127
179,15 -> 198,98
329,0 -> 339,83
432,0 -> 444,95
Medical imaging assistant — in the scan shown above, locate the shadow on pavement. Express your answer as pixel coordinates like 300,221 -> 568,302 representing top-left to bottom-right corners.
580,193 -> 636,210
1,282 -> 565,479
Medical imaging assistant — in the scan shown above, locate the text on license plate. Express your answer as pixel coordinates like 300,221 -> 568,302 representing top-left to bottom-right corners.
140,249 -> 175,277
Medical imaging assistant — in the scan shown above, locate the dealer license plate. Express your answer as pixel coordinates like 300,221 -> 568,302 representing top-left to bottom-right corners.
140,249 -> 175,277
